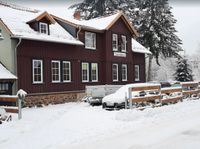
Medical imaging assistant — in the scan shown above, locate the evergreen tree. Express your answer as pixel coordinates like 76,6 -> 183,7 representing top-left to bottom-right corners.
71,0 -> 183,81
174,58 -> 193,82
70,0 -> 135,20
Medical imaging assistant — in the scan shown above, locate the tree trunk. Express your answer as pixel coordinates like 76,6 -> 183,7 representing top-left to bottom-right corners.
147,55 -> 153,81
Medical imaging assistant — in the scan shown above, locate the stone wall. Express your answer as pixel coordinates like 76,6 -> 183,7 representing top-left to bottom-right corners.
24,91 -> 86,107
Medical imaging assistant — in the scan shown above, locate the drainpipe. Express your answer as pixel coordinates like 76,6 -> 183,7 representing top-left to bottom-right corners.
14,37 -> 22,94
76,26 -> 81,40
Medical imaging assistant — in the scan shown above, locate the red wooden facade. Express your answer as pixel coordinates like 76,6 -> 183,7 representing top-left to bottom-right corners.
17,15 -> 146,94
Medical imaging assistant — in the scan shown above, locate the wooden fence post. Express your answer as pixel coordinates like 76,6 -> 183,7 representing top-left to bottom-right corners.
128,87 -> 133,109
18,98 -> 22,120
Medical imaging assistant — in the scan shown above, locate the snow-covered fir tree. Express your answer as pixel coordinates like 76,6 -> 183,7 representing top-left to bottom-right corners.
70,0 -> 136,20
174,58 -> 193,82
71,0 -> 183,81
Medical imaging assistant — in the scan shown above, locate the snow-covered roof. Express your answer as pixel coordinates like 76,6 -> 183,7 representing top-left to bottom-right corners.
0,63 -> 17,80
54,12 -> 138,36
69,13 -> 120,30
132,38 -> 152,54
0,3 -> 83,45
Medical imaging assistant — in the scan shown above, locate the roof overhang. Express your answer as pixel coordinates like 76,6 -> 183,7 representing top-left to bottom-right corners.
132,38 -> 152,54
27,11 -> 56,24
0,19 -> 13,35
105,12 -> 139,38
11,35 -> 84,46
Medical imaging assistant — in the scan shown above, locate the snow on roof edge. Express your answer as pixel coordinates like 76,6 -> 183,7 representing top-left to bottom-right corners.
0,63 -> 17,80
132,38 -> 152,54
11,35 -> 84,46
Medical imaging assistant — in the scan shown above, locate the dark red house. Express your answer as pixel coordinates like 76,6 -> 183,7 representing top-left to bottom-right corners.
0,3 -> 151,106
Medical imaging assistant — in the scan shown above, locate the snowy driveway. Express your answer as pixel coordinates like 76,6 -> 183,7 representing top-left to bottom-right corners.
1,100 -> 200,149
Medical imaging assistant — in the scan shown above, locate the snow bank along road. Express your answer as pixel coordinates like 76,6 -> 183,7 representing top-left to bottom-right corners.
1,100 -> 200,149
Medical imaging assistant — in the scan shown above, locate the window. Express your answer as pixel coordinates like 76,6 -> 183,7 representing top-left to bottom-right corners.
52,61 -> 60,83
112,34 -> 118,51
122,64 -> 127,81
32,60 -> 43,84
39,22 -> 48,34
121,35 -> 127,52
63,61 -> 71,82
134,65 -> 140,81
85,32 -> 96,49
0,83 -> 9,91
112,64 -> 118,82
82,63 -> 89,82
91,63 -> 98,82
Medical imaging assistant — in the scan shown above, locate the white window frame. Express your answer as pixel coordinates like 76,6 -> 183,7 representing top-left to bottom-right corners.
32,59 -> 43,84
82,62 -> 89,82
85,32 -> 96,50
91,63 -> 98,82
112,64 -> 119,82
122,64 -> 128,81
121,35 -> 127,52
63,61 -> 71,82
39,22 -> 48,35
51,60 -> 61,83
112,34 -> 118,51
134,65 -> 140,81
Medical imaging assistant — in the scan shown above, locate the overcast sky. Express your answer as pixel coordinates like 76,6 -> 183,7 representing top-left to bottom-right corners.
3,0 -> 200,56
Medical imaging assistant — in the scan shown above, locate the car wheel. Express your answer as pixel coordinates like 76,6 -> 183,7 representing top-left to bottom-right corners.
102,103 -> 106,109
114,103 -> 119,110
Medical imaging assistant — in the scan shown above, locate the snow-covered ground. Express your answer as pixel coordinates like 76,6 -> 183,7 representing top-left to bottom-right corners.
1,100 -> 200,149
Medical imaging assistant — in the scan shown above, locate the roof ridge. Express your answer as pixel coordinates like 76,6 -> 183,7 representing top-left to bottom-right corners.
0,1 -> 39,13
89,11 -> 120,20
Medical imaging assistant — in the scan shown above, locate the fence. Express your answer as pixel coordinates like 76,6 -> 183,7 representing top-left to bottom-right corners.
128,82 -> 200,109
0,95 -> 22,120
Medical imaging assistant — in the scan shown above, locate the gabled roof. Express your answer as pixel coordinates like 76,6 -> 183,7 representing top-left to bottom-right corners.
0,63 -> 17,80
53,12 -> 138,37
27,11 -> 56,24
132,39 -> 152,54
0,3 -> 83,45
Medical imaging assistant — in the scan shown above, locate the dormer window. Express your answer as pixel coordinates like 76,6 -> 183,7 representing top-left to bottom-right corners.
39,22 -> 48,35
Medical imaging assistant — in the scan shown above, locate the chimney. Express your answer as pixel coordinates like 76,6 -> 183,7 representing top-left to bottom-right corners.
73,10 -> 81,20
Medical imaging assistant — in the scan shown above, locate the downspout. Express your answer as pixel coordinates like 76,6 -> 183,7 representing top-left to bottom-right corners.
14,37 -> 22,94
76,26 -> 81,40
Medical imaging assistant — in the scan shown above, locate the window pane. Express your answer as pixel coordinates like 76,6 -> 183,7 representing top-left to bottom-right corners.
85,32 -> 96,49
122,64 -> 127,81
82,63 -> 89,82
134,65 -> 140,81
112,64 -> 118,81
63,61 -> 71,82
52,61 -> 60,82
40,23 -> 48,34
33,60 -> 43,83
112,34 -> 118,51
91,63 -> 98,82
121,36 -> 126,52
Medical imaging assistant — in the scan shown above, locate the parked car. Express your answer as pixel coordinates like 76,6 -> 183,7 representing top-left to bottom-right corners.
82,96 -> 102,106
102,85 -> 129,110
102,83 -> 161,110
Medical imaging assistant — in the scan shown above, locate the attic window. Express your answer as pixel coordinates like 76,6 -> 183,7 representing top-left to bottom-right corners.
39,22 -> 48,35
